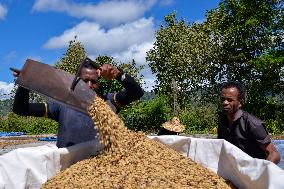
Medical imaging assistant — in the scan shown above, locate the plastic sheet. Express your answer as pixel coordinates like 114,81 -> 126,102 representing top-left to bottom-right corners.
0,132 -> 25,137
0,144 -> 60,189
37,137 -> 57,142
149,136 -> 284,189
272,140 -> 284,169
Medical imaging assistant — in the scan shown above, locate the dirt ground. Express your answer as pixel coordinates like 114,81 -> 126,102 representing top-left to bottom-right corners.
0,134 -> 56,155
271,135 -> 284,140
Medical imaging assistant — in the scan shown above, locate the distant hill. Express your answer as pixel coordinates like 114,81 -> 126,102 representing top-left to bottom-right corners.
0,99 -> 13,116
141,91 -> 155,101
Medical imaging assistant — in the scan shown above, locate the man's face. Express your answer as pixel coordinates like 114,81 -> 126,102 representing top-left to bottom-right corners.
220,87 -> 242,116
80,68 -> 99,91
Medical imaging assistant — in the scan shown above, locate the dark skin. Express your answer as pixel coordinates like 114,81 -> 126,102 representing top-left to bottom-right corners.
221,87 -> 242,128
221,87 -> 280,164
13,64 -> 120,91
80,64 -> 120,91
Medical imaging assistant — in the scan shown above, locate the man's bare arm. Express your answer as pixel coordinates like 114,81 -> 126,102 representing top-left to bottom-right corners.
262,143 -> 281,164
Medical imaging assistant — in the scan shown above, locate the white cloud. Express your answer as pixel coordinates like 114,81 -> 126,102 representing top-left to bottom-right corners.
159,0 -> 174,6
33,0 -> 156,26
43,17 -> 156,91
0,81 -> 14,100
0,4 -> 8,20
141,67 -> 156,91
112,41 -> 154,66
2,51 -> 17,64
142,77 -> 156,91
194,19 -> 205,24
36,1 -> 158,91
32,0 -> 68,12
111,41 -> 156,91
44,17 -> 155,56
43,16 -> 157,91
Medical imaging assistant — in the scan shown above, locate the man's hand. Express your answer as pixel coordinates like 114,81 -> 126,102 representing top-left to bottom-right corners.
98,64 -> 120,80
10,67 -> 21,77
262,142 -> 281,164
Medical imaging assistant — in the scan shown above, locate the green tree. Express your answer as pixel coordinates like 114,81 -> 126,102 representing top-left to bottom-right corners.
55,36 -> 86,74
146,13 -> 220,108
0,99 -> 13,116
204,0 -> 284,118
147,0 -> 283,110
147,0 -> 283,133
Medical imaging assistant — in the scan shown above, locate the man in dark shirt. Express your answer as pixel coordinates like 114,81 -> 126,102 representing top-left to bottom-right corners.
13,59 -> 144,148
217,81 -> 280,164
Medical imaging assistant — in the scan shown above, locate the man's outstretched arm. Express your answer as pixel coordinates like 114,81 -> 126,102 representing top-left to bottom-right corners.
13,86 -> 47,117
99,64 -> 144,108
114,70 -> 144,107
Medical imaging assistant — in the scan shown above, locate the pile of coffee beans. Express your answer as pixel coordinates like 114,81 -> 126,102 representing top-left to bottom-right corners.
41,97 -> 234,189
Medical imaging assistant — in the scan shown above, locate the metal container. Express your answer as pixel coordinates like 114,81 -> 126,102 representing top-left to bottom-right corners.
15,59 -> 96,115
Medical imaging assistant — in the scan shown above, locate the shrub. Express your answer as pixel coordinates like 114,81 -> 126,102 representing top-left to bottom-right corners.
245,96 -> 284,135
119,95 -> 172,133
179,104 -> 218,134
0,112 -> 58,135
265,119 -> 284,135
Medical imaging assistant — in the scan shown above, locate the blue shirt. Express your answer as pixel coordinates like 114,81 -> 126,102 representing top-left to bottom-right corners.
48,94 -> 117,148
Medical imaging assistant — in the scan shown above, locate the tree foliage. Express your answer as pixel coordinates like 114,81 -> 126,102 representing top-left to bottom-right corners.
0,112 -> 58,134
146,12 -> 221,108
147,0 -> 284,123
0,99 -> 13,116
119,95 -> 172,133
206,0 -> 283,96
204,0 -> 284,117
55,36 -> 87,74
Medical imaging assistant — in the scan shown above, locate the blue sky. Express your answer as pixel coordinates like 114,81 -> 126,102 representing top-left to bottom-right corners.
0,0 -> 220,99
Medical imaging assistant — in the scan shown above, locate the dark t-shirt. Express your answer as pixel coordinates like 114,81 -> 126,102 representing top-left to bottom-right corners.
217,110 -> 271,159
47,94 -> 116,148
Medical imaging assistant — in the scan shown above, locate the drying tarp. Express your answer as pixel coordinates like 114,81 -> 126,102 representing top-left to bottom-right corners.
150,136 -> 284,189
0,144 -> 60,189
0,132 -> 25,137
0,136 -> 283,189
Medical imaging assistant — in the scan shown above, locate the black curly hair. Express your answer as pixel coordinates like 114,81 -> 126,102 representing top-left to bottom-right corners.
220,81 -> 246,104
82,57 -> 100,70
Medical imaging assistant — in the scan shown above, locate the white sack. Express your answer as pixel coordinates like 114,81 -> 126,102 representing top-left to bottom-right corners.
150,136 -> 284,189
0,144 -> 60,189
0,136 -> 284,189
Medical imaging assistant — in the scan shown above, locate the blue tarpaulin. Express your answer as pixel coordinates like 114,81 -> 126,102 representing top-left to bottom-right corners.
273,140 -> 284,169
0,132 -> 26,137
38,137 -> 57,141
